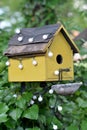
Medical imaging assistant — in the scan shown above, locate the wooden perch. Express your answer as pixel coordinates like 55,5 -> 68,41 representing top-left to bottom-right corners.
51,82 -> 82,95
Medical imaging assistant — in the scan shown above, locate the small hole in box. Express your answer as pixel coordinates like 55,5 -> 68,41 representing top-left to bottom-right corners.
56,54 -> 63,64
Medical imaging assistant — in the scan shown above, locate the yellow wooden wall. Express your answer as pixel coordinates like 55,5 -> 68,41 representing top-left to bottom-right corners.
8,56 -> 46,82
46,31 -> 74,81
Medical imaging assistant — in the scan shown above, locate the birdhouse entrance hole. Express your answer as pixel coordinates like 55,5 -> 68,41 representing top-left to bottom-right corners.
56,54 -> 63,64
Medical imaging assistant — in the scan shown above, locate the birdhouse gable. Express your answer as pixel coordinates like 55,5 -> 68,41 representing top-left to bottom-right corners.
4,23 -> 79,57
60,28 -> 79,53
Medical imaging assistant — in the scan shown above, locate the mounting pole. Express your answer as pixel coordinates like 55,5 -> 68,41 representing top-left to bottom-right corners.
21,82 -> 26,93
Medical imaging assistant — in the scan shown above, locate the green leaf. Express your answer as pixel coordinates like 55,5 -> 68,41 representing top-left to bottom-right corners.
0,113 -> 8,123
9,108 -> 22,121
81,120 -> 87,130
16,92 -> 32,109
16,96 -> 27,109
49,95 -> 56,108
66,124 -> 79,130
63,101 -> 77,113
5,118 -> 16,129
16,126 -> 24,130
38,115 -> 46,125
22,92 -> 33,102
0,62 -> 5,73
23,105 -> 39,120
25,127 -> 40,130
0,102 -> 9,114
76,97 -> 87,108
0,90 -> 4,100
52,116 -> 62,128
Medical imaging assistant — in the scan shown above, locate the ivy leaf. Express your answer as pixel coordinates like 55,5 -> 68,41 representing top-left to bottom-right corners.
81,120 -> 87,130
23,105 -> 39,120
0,102 -> 9,114
25,127 -> 40,130
0,113 -> 8,123
38,115 -> 46,125
65,124 -> 79,130
16,97 -> 27,109
52,116 -> 62,129
16,92 -> 32,109
49,95 -> 56,108
22,92 -> 33,102
76,97 -> 87,108
9,108 -> 22,121
5,118 -> 16,129
16,126 -> 24,130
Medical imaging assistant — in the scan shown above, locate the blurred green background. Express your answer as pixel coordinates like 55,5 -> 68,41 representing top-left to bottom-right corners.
0,0 -> 87,29
0,0 -> 87,130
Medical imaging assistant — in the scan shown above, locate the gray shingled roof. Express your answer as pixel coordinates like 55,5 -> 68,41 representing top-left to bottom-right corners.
9,24 -> 60,46
4,23 -> 79,57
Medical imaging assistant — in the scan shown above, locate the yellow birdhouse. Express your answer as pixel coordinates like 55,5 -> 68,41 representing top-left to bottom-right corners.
4,23 -> 79,82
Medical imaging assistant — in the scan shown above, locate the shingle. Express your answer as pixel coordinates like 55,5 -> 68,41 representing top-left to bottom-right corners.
9,24 -> 61,46
4,23 -> 79,57
4,43 -> 48,57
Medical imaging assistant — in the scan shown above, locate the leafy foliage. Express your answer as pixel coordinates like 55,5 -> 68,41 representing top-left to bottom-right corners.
0,0 -> 87,129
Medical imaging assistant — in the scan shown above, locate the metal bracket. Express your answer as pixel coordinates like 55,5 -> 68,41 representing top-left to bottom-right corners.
59,68 -> 70,81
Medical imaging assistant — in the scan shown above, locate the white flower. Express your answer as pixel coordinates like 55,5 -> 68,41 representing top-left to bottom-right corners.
54,70 -> 59,76
48,51 -> 53,57
53,124 -> 58,130
18,36 -> 23,42
42,34 -> 48,39
30,100 -> 34,105
50,105 -> 54,108
15,28 -> 20,34
58,105 -> 62,111
28,37 -> 33,43
73,53 -> 81,61
13,94 -> 17,98
38,95 -> 43,102
49,89 -> 54,94
18,63 -> 23,69
32,60 -> 38,66
6,61 -> 10,66
33,95 -> 37,100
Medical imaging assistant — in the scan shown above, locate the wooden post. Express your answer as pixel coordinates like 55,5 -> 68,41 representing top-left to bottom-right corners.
21,82 -> 26,93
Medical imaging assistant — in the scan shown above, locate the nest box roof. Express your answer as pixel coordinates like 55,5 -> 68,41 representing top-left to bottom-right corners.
4,23 -> 79,57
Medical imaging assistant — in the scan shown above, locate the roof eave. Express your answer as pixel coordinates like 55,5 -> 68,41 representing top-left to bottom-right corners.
61,27 -> 79,53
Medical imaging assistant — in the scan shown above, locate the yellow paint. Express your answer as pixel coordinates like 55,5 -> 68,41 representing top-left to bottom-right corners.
9,56 -> 46,82
8,30 -> 75,82
46,31 -> 74,81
